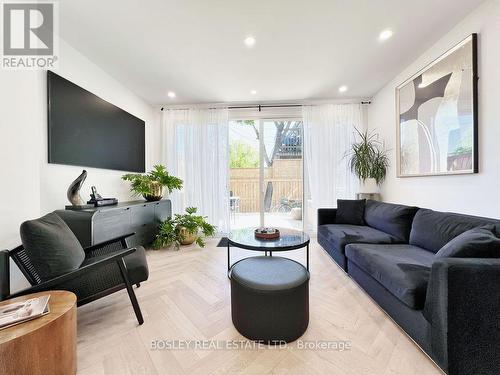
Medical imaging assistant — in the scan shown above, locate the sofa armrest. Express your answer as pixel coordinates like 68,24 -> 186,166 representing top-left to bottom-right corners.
317,208 -> 337,226
425,258 -> 500,374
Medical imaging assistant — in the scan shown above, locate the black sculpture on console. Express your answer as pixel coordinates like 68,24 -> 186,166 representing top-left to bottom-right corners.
67,170 -> 87,206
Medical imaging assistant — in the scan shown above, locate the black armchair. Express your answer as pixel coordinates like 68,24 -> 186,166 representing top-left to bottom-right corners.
2,232 -> 148,325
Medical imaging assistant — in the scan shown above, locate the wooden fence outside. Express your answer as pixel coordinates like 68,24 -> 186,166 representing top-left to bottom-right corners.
230,159 -> 303,213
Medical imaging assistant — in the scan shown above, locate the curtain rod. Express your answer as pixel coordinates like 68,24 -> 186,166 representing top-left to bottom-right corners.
160,101 -> 371,111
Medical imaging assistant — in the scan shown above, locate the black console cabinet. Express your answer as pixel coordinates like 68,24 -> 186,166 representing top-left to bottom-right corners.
56,200 -> 172,248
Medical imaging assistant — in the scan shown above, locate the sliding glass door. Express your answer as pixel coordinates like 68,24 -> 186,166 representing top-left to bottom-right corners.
229,120 -> 261,228
229,119 -> 303,230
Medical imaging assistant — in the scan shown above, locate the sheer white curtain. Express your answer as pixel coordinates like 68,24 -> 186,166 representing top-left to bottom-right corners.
302,104 -> 366,232
161,107 -> 230,233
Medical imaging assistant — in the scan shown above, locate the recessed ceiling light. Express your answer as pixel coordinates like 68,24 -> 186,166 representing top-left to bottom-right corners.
250,90 -> 257,95
167,91 -> 176,98
244,36 -> 256,47
338,85 -> 348,93
379,29 -> 393,42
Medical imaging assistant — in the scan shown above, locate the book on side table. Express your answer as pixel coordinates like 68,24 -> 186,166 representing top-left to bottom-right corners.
0,295 -> 50,330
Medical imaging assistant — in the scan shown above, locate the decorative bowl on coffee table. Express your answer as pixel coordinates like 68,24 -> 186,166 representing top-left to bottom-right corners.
254,227 -> 280,239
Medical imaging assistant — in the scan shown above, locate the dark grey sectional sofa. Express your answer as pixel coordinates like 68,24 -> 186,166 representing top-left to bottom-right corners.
317,200 -> 500,375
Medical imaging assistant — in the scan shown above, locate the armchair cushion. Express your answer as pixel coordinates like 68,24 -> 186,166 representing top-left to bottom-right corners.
122,246 -> 149,284
336,199 -> 366,225
20,212 -> 85,281
435,225 -> 500,258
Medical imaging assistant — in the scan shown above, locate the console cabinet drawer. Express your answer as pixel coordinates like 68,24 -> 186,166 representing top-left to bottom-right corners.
92,208 -> 131,244
153,200 -> 172,223
59,200 -> 172,248
128,225 -> 157,247
130,204 -> 155,226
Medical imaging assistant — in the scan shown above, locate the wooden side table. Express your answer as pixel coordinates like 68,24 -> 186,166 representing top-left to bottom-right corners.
0,291 -> 77,375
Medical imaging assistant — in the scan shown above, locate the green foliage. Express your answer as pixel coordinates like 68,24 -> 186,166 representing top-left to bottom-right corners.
230,141 -> 259,168
236,120 -> 256,126
370,148 -> 390,184
450,146 -> 472,156
153,207 -> 216,250
122,165 -> 183,197
451,132 -> 473,156
347,129 -> 389,185
154,219 -> 177,249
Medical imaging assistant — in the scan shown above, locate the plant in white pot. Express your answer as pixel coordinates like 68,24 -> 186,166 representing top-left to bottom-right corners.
348,129 -> 389,193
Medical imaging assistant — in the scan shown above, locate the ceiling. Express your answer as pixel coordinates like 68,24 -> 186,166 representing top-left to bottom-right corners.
59,0 -> 484,105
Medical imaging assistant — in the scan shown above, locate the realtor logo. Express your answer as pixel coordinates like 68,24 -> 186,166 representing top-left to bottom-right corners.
1,1 -> 58,69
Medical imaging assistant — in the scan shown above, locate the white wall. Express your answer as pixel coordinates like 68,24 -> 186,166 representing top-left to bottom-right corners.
368,0 -> 500,218
40,39 -> 161,213
0,38 -> 161,291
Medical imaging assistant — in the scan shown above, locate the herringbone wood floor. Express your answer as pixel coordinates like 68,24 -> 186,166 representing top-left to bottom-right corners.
76,238 -> 442,375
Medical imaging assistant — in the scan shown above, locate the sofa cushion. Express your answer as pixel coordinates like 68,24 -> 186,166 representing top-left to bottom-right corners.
410,209 -> 500,253
345,243 -> 434,309
317,224 -> 402,256
364,200 -> 419,242
435,225 -> 500,258
20,212 -> 85,281
336,199 -> 365,225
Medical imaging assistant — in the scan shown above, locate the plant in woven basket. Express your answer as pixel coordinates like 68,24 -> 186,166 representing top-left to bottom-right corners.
347,128 -> 389,185
153,207 -> 216,250
122,165 -> 183,201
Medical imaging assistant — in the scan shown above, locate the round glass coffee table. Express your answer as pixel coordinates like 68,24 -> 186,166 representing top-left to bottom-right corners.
227,228 -> 310,273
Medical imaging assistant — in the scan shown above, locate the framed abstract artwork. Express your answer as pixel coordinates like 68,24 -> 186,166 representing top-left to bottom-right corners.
396,34 -> 478,177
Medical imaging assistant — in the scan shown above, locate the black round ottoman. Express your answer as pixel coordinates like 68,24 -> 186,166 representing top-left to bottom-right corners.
229,256 -> 309,343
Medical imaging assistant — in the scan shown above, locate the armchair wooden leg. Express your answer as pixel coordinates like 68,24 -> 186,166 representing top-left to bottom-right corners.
117,259 -> 144,325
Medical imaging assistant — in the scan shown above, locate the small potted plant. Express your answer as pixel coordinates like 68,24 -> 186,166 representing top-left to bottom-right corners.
122,165 -> 183,201
348,129 -> 389,193
153,207 -> 216,250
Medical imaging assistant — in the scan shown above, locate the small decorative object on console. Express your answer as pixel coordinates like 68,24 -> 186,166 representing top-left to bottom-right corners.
254,227 -> 280,239
66,170 -> 89,208
87,186 -> 118,207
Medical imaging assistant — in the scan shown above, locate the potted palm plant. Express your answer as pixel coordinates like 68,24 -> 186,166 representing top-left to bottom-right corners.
122,165 -> 183,201
348,129 -> 389,193
153,207 -> 216,250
